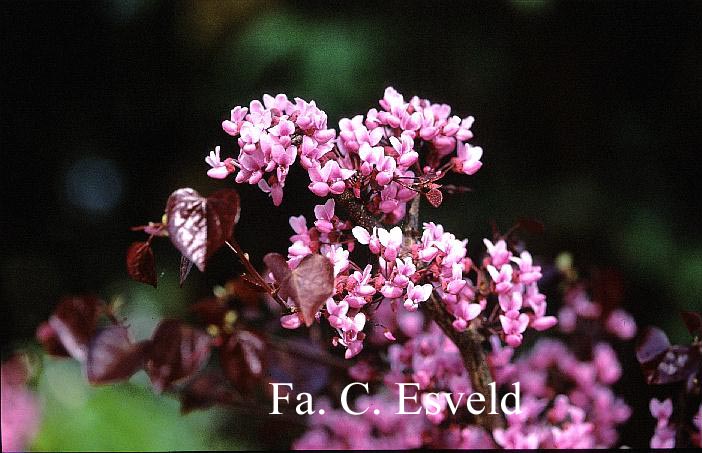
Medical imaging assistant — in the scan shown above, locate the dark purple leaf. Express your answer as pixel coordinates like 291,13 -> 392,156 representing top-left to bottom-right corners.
263,253 -> 291,293
180,371 -> 237,414
272,254 -> 334,326
166,189 -> 208,271
221,330 -> 265,393
144,319 -> 211,393
166,188 -> 240,272
48,296 -> 102,362
265,338 -> 329,396
206,188 -> 241,254
86,326 -> 145,385
35,321 -> 70,357
126,241 -> 157,287
425,188 -> 443,208
636,326 -> 671,365
643,345 -> 701,385
681,311 -> 702,337
179,255 -> 194,287
517,217 -> 545,235
190,297 -> 228,327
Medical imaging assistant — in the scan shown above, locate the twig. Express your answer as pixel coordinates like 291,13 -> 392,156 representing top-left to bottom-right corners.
225,240 -> 288,310
405,195 -> 504,431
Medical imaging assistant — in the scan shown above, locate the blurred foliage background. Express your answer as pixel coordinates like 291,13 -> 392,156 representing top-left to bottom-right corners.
1,0 -> 701,449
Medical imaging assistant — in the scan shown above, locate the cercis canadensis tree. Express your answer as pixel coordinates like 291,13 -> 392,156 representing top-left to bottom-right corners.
34,87 -> 702,449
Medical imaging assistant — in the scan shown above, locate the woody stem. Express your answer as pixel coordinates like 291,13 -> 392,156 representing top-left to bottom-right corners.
403,195 -> 504,431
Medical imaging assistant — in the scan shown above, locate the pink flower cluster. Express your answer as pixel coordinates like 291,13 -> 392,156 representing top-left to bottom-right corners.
334,87 -> 483,223
279,209 -> 557,358
207,94 -> 338,205
558,285 -> 637,340
207,88 -> 484,222
1,356 -> 40,453
292,395 -> 427,450
488,337 -> 631,448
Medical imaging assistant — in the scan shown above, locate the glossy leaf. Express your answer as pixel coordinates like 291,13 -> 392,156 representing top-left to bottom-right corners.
517,216 -> 545,235
681,311 -> 702,337
636,326 -> 671,365
221,330 -> 265,393
263,252 -> 291,291
265,338 -> 330,396
206,188 -> 241,256
144,319 -> 211,393
180,371 -> 237,414
86,326 -> 145,385
126,241 -> 157,287
265,253 -> 334,326
642,345 -> 701,385
190,297 -> 228,327
166,188 -> 240,272
48,296 -> 102,362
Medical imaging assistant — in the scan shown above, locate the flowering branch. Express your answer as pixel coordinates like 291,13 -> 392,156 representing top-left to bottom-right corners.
403,195 -> 503,431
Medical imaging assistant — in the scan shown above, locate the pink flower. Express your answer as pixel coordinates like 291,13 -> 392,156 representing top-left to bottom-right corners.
500,311 -> 529,347
512,251 -> 542,285
378,226 -> 403,262
650,398 -> 673,425
605,309 -> 637,340
336,313 -> 367,359
453,142 -> 483,175
307,160 -> 355,197
404,282 -> 433,311
389,134 -> 419,167
313,199 -> 336,233
446,263 -> 467,294
450,301 -> 482,332
593,343 -> 622,384
483,238 -> 512,267
327,299 -> 349,329
257,179 -> 284,206
289,215 -> 310,245
352,226 -> 382,255
1,357 -> 40,452
487,264 -> 514,294
222,106 -> 248,136
205,146 -> 235,179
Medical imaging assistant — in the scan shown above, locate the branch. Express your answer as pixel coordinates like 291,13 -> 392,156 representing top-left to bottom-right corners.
404,195 -> 504,431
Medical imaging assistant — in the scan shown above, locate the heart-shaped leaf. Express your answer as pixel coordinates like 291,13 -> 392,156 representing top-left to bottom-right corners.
126,241 -> 157,287
263,253 -> 292,297
166,188 -> 240,272
190,297 -> 228,326
144,319 -> 211,392
636,326 -> 671,365
517,217 -> 545,235
643,345 -> 701,385
264,253 -> 334,326
265,338 -> 330,396
180,371 -> 237,414
48,296 -> 102,362
206,188 -> 241,253
221,330 -> 265,393
86,325 -> 146,385
681,311 -> 702,337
